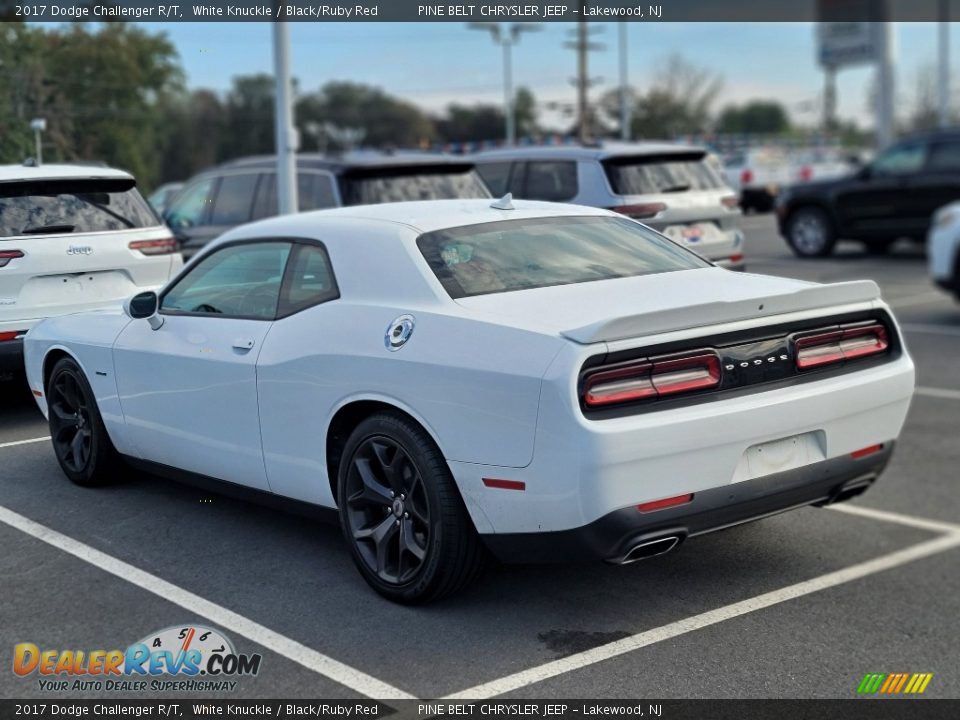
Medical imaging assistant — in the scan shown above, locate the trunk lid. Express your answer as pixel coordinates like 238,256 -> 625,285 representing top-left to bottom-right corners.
454,267 -> 881,344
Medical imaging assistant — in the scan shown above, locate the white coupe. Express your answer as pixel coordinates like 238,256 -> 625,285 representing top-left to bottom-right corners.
24,198 -> 915,603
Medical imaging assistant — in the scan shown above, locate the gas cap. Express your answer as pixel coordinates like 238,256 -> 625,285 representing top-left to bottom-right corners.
385,314 -> 415,351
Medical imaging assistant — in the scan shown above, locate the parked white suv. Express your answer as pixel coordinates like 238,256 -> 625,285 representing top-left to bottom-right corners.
471,143 -> 746,270
929,201 -> 960,300
1,164 -> 181,375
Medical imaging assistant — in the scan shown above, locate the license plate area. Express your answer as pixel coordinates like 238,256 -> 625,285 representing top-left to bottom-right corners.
731,431 -> 826,484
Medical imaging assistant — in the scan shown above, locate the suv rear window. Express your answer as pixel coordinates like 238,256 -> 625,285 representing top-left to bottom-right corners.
340,165 -> 490,205
0,179 -> 158,238
417,216 -> 707,299
603,153 -> 726,195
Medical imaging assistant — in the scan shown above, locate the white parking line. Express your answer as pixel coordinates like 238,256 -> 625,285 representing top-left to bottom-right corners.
0,504 -> 416,701
901,323 -> 960,338
915,386 -> 960,401
444,530 -> 960,699
0,436 -> 50,449
827,503 -> 960,534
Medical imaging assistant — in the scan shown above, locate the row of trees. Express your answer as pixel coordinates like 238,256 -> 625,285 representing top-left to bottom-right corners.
1,22 -> 899,191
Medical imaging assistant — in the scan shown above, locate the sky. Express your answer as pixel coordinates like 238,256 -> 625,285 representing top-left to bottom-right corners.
130,21 -> 960,132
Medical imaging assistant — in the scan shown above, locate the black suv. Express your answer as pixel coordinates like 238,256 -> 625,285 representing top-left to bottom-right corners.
777,131 -> 960,257
163,152 -> 490,258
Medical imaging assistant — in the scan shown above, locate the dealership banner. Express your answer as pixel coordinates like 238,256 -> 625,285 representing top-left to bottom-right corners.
3,0 -> 960,22
3,700 -> 960,718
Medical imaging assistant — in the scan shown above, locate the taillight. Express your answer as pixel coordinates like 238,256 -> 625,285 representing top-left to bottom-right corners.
583,351 -> 721,407
799,164 -> 813,181
0,249 -> 24,268
794,323 -> 889,370
608,202 -> 666,219
0,331 -> 25,342
740,169 -> 753,184
721,195 -> 739,209
129,237 -> 178,256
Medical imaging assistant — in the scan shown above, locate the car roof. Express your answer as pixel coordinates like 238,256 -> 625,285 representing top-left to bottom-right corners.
204,150 -> 475,175
0,163 -> 134,184
233,198 -> 613,236
470,141 -> 708,162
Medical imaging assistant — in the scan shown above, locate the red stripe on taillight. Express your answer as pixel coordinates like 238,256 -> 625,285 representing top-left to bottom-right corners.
728,253 -> 744,263
795,323 -> 889,370
583,351 -> 721,407
0,249 -> 24,268
608,202 -> 666,219
482,478 -> 526,491
129,237 -> 178,256
799,165 -> 813,181
851,444 -> 884,459
638,493 -> 694,513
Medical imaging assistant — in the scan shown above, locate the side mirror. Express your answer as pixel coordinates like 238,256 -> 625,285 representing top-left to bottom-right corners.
123,291 -> 164,330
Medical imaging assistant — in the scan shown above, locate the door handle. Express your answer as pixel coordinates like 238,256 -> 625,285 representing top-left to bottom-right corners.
232,338 -> 255,351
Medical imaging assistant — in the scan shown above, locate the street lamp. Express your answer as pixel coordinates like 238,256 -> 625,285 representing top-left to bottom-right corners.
30,118 -> 46,165
468,22 -> 541,146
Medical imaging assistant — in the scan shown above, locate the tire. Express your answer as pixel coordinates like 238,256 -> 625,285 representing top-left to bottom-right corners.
336,411 -> 486,603
786,206 -> 836,258
46,357 -> 122,487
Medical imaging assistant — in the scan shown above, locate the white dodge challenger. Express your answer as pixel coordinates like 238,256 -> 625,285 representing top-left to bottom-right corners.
24,198 -> 915,603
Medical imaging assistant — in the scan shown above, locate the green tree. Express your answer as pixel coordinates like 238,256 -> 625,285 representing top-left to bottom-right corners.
716,101 -> 790,135
219,74 -> 276,160
435,87 -> 539,143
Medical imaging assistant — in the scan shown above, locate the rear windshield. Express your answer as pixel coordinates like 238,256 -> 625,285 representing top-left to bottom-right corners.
417,216 -> 707,299
341,165 -> 490,205
0,179 -> 158,238
603,153 -> 726,195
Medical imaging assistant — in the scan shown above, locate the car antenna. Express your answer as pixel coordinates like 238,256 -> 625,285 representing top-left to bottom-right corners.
490,193 -> 515,210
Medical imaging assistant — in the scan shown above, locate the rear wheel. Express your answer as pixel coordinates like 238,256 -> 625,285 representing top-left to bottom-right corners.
337,411 -> 486,603
47,358 -> 121,486
786,206 -> 836,257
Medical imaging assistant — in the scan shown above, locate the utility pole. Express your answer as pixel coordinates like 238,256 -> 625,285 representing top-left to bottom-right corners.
30,118 -> 46,165
619,23 -> 630,141
875,21 -> 895,149
823,66 -> 837,130
939,0 -> 950,128
565,7 -> 604,144
468,23 -> 541,146
272,20 -> 298,215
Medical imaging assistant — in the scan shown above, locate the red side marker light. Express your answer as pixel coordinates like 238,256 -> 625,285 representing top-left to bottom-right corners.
0,331 -> 23,342
851,444 -> 883,459
637,493 -> 694,513
482,478 -> 526,491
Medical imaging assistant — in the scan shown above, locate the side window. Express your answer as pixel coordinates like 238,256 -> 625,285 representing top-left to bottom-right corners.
165,177 -> 215,229
279,243 -> 340,315
476,162 -> 512,196
209,173 -> 259,226
872,143 -> 927,176
161,242 -> 292,320
298,172 -> 338,211
927,142 -> 960,172
251,173 -> 277,220
523,161 -> 578,201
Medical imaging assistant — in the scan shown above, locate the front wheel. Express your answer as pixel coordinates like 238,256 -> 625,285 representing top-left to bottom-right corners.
47,357 -> 121,486
786,206 -> 836,258
337,412 -> 486,603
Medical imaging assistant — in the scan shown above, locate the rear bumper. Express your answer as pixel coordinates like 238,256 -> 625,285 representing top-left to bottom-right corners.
481,444 -> 893,563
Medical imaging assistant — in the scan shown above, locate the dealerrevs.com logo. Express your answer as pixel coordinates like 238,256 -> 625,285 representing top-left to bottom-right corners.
14,625 -> 262,693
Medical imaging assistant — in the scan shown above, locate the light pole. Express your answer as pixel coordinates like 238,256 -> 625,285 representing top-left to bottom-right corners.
30,118 -> 46,165
468,22 -> 541,145
618,23 -> 630,141
272,20 -> 298,215
938,0 -> 950,128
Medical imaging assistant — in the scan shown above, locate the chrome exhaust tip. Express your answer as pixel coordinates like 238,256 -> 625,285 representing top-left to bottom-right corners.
616,534 -> 683,565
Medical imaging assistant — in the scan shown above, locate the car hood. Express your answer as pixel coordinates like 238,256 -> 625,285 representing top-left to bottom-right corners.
454,267 -> 881,344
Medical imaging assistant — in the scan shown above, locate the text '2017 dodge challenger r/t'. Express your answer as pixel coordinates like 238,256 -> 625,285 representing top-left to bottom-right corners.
23,198 -> 915,603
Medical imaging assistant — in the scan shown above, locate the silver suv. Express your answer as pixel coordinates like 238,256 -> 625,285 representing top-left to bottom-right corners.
472,143 -> 745,269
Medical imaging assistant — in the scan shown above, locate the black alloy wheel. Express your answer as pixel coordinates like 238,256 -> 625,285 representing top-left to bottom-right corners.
47,358 -> 120,486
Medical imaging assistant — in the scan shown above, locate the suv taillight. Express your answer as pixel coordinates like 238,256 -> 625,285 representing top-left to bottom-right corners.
608,202 -> 666,219
0,250 -> 24,268
583,351 -> 721,407
129,237 -> 178,256
794,322 -> 889,370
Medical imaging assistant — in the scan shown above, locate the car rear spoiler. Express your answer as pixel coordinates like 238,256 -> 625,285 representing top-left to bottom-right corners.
560,280 -> 882,345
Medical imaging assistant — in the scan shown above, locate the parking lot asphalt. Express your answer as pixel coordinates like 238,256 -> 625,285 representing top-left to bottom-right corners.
1,214 -> 958,701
